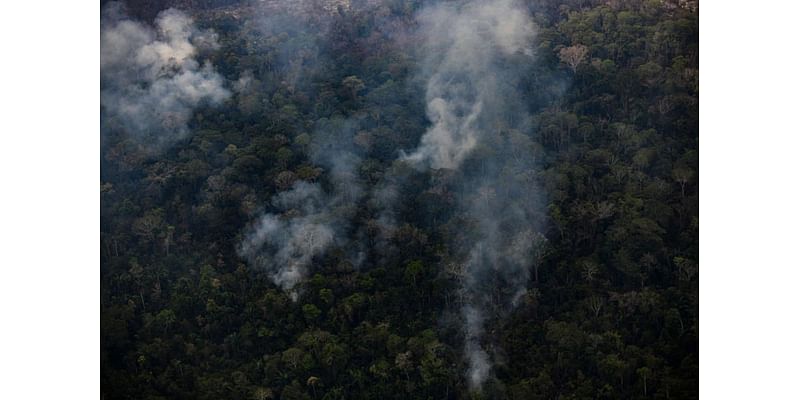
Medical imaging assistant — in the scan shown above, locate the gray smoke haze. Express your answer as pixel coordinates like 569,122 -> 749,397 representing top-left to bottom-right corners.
404,0 -> 541,390
234,1 -> 545,389
239,117 -> 365,299
101,2 -> 230,152
236,0 -> 408,296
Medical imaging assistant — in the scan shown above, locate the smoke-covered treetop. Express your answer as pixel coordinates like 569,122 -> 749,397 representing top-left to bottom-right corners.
101,2 -> 230,153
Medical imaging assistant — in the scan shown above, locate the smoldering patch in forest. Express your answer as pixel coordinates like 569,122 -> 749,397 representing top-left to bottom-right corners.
238,116 -> 368,299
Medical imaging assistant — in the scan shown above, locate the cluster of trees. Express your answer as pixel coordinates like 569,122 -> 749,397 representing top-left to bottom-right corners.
101,0 -> 698,398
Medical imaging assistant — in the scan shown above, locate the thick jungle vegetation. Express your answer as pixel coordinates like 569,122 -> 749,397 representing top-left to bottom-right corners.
101,0 -> 698,398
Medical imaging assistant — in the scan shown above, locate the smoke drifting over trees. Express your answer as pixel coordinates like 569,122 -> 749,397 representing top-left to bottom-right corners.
101,0 -> 699,398
239,117 -> 366,299
399,0 -> 543,389
237,0 -> 544,390
100,2 -> 230,152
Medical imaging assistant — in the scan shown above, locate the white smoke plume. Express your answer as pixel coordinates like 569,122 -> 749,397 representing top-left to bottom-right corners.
402,0 -> 541,390
100,2 -> 230,152
239,117 -> 365,299
238,182 -> 337,299
402,0 -> 535,170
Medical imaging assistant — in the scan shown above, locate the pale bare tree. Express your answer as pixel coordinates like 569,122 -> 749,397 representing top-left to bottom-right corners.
674,257 -> 698,281
252,387 -> 273,400
559,44 -> 589,72
281,347 -> 305,371
581,261 -> 599,282
132,210 -> 164,242
592,201 -> 615,222
588,296 -> 605,318
394,351 -> 413,382
307,376 -> 320,398
163,225 -> 175,256
672,167 -> 695,198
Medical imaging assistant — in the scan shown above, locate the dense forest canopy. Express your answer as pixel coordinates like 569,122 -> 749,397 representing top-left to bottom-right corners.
100,0 -> 698,399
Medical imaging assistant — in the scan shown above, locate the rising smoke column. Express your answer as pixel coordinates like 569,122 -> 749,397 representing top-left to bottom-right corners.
239,117 -> 365,299
235,1 -> 377,300
402,0 -> 535,169
403,0 -> 541,390
100,2 -> 230,152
